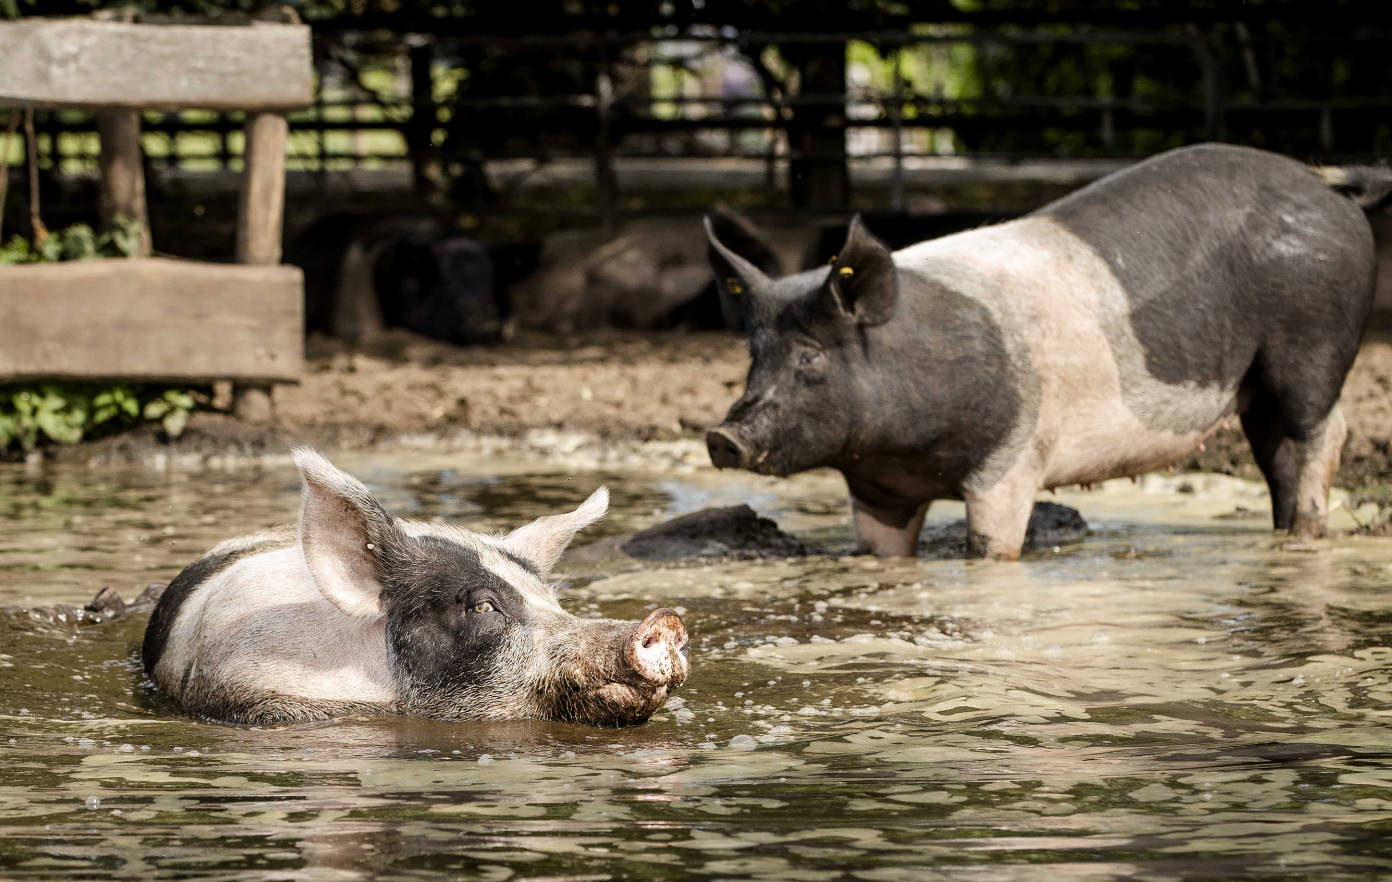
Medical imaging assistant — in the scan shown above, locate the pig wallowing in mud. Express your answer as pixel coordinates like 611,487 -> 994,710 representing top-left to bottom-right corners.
142,450 -> 688,726
706,144 -> 1391,560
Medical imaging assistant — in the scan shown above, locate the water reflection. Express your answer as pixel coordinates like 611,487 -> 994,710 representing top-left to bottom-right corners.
1,455 -> 1391,879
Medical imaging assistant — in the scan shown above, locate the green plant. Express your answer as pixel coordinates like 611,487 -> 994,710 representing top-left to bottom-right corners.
0,383 -> 205,453
0,217 -> 145,265
141,389 -> 197,439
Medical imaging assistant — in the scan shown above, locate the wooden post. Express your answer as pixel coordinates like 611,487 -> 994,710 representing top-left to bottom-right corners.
234,112 -> 289,420
96,109 -> 151,256
595,68 -> 616,234
408,37 -> 444,201
890,49 -> 904,212
236,112 -> 288,265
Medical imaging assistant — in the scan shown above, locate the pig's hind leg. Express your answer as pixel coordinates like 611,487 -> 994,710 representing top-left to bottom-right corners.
1241,387 -> 1348,540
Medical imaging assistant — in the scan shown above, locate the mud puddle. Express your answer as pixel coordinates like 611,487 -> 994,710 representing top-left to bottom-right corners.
2,455 -> 1391,879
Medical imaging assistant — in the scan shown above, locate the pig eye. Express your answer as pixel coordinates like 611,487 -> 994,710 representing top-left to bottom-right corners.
797,350 -> 823,369
471,600 -> 495,614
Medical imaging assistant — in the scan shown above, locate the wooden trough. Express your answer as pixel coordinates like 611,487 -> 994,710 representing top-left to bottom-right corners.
0,13 -> 311,418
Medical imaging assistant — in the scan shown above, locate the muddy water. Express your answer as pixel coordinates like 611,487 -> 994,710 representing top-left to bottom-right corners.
2,454 -> 1391,880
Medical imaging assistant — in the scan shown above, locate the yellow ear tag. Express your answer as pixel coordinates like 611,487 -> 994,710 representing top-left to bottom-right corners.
827,255 -> 838,264
726,278 -> 743,294
838,266 -> 855,277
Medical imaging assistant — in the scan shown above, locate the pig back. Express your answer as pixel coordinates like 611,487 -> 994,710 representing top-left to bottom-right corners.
142,529 -> 397,724
1041,143 -> 1374,393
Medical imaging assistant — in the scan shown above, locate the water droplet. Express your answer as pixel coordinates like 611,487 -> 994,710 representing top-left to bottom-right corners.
729,734 -> 758,751
85,796 -> 101,810
478,754 -> 494,764
1045,644 -> 1063,658
1092,631 -> 1110,644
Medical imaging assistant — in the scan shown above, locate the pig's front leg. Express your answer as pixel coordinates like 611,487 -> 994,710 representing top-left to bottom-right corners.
850,495 -> 930,558
963,467 -> 1040,561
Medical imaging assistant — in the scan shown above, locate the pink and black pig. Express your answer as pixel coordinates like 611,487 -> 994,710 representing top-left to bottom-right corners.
142,449 -> 688,726
706,144 -> 1389,560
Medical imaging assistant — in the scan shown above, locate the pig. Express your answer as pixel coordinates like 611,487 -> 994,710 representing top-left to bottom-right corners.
141,449 -> 688,726
705,143 -> 1390,560
290,214 -> 503,345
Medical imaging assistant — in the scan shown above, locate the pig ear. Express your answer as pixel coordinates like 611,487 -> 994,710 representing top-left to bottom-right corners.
503,486 -> 609,574
821,215 -> 898,325
706,215 -> 770,332
293,448 -> 402,620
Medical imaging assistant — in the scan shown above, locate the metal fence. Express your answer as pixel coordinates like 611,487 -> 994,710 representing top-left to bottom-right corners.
7,23 -> 1392,221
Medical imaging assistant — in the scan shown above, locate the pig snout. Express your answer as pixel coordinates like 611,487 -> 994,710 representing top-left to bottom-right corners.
624,608 -> 689,686
706,426 -> 752,469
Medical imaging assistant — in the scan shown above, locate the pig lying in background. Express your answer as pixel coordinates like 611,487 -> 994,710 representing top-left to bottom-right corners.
706,144 -> 1388,560
142,450 -> 688,726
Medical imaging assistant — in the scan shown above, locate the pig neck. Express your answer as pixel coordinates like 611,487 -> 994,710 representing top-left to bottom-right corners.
829,268 -> 1022,504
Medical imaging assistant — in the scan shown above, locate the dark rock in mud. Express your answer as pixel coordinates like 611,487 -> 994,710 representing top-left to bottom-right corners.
919,501 -> 1089,558
4,583 -> 166,626
566,505 -> 806,564
1025,501 -> 1090,546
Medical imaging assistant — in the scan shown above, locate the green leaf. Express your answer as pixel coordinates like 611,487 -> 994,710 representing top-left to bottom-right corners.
59,224 -> 100,261
161,409 -> 188,439
102,216 -> 146,259
0,235 -> 32,264
161,390 -> 195,411
38,232 -> 64,263
34,406 -> 83,445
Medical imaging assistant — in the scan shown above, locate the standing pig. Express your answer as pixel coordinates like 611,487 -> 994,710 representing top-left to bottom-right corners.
142,450 -> 688,726
706,144 -> 1388,560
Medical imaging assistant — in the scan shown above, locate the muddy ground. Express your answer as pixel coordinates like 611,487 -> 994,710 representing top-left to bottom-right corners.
35,327 -> 1392,493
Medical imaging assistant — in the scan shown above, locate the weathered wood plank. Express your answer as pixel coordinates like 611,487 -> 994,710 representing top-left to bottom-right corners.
0,20 -> 312,111
96,110 -> 151,256
0,259 -> 303,383
236,114 -> 289,266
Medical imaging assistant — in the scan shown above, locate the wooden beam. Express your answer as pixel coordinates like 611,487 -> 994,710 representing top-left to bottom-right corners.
95,109 -> 151,256
0,258 -> 303,383
236,113 -> 289,266
0,20 -> 312,111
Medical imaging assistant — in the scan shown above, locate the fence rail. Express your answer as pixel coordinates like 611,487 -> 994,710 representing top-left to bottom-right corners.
4,23 -> 1391,221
